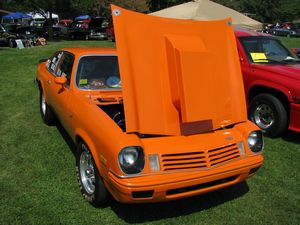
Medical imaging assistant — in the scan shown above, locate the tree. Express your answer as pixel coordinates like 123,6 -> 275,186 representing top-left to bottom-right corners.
239,0 -> 281,23
278,0 -> 300,22
93,0 -> 149,20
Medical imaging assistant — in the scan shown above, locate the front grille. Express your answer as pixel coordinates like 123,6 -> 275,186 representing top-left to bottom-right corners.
166,175 -> 238,196
161,143 -> 240,171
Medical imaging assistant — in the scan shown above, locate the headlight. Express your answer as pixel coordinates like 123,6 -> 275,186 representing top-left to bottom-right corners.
118,146 -> 145,174
248,131 -> 264,153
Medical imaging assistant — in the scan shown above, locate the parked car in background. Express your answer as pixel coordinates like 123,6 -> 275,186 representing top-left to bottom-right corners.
0,24 -> 16,47
4,24 -> 37,42
235,30 -> 300,137
58,19 -> 73,27
88,17 -> 107,40
271,27 -> 297,37
68,17 -> 107,40
36,7 -> 264,206
106,22 -> 115,42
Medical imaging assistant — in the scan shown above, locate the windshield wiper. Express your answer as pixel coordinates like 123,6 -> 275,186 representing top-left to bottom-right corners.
282,58 -> 300,63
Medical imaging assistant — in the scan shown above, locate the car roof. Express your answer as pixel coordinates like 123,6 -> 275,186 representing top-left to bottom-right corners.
234,29 -> 271,38
62,47 -> 117,56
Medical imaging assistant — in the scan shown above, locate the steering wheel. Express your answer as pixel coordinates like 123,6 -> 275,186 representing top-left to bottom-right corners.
265,51 -> 276,57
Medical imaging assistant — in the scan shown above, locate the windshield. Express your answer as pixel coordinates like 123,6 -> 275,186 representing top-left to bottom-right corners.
239,36 -> 299,64
75,55 -> 121,90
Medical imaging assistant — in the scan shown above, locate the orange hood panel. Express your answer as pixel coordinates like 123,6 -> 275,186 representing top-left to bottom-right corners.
112,5 -> 247,136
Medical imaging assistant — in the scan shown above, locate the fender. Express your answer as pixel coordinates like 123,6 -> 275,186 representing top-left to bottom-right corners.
74,128 -> 104,174
248,79 -> 292,102
38,79 -> 52,103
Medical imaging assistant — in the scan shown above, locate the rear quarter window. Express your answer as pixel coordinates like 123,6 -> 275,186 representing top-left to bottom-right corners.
46,51 -> 63,74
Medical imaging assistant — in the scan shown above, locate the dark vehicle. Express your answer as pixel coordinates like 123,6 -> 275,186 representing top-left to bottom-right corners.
0,24 -> 16,47
68,17 -> 107,40
68,20 -> 90,40
271,27 -> 297,37
88,17 -> 107,40
43,25 -> 62,38
4,24 -> 37,40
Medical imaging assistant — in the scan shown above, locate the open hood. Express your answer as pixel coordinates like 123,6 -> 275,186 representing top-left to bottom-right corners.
112,5 -> 247,136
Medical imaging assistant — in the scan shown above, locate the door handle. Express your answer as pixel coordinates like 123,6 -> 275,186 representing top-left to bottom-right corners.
47,80 -> 51,85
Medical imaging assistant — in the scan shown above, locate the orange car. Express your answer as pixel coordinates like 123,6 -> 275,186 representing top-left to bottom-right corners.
36,6 -> 264,207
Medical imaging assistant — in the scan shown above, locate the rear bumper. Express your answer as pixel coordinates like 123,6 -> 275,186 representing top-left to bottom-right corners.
105,154 -> 263,203
289,103 -> 300,132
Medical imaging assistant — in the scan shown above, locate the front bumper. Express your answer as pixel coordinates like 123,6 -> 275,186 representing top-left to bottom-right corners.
105,154 -> 263,203
289,103 -> 300,132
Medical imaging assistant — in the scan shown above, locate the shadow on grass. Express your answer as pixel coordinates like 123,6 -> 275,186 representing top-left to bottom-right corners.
110,181 -> 249,223
54,122 -> 249,223
55,122 -> 77,156
281,130 -> 300,144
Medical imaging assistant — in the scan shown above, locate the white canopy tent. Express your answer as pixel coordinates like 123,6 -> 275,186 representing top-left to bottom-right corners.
150,0 -> 262,30
27,11 -> 59,26
27,11 -> 59,20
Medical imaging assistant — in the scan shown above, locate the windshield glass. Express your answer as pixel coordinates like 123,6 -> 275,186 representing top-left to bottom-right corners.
75,55 -> 121,90
239,36 -> 299,64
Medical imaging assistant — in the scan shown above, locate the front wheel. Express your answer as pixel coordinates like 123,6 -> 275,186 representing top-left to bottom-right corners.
249,94 -> 288,137
76,142 -> 108,207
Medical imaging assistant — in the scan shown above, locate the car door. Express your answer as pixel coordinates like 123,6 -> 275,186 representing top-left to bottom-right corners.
47,51 -> 75,129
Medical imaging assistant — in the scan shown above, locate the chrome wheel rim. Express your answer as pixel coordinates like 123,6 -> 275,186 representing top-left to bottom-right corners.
79,148 -> 95,194
41,93 -> 46,116
254,103 -> 275,129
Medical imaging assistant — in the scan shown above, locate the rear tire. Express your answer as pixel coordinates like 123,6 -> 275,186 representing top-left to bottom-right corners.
76,142 -> 108,207
249,94 -> 287,137
8,38 -> 15,48
39,88 -> 55,125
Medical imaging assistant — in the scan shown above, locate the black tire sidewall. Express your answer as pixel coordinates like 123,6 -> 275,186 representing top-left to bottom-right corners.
76,142 -> 108,207
39,88 -> 55,125
249,94 -> 287,137
8,38 -> 15,48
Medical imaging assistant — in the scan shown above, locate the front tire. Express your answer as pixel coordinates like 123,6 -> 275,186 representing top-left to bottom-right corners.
39,88 -> 55,125
76,142 -> 108,207
249,94 -> 288,137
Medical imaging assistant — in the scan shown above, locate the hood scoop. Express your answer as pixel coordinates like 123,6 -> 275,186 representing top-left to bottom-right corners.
112,5 -> 247,136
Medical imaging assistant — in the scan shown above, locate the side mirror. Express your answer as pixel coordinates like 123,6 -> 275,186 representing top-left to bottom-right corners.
55,76 -> 67,85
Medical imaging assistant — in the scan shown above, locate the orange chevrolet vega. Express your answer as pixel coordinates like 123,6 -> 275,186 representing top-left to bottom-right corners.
36,6 -> 264,206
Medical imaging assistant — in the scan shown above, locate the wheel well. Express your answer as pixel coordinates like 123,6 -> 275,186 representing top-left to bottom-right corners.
74,135 -> 104,176
249,85 -> 290,115
75,135 -> 84,145
38,81 -> 42,90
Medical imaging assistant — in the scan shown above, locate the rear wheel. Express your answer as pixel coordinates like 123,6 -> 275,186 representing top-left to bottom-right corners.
39,88 -> 55,125
249,94 -> 288,137
76,142 -> 108,207
8,38 -> 15,48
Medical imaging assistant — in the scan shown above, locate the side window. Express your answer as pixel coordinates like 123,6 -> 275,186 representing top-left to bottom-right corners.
46,51 -> 63,75
56,52 -> 75,86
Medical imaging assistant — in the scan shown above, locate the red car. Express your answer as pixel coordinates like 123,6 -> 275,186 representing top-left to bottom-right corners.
235,29 -> 300,137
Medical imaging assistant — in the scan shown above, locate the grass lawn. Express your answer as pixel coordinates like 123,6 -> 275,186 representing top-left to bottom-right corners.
0,38 -> 300,225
